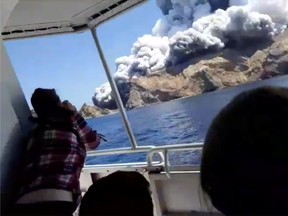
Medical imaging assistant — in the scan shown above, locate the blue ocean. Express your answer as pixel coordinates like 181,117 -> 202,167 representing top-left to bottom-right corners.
86,75 -> 288,166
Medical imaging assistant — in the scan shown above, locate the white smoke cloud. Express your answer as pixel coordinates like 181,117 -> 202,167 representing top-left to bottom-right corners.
192,9 -> 229,40
226,7 -> 276,39
94,82 -> 112,105
114,35 -> 170,81
168,5 -> 277,63
168,27 -> 225,64
93,0 -> 288,108
193,2 -> 212,20
114,56 -> 133,80
247,0 -> 288,31
152,18 -> 170,37
153,0 -> 212,37
131,35 -> 170,72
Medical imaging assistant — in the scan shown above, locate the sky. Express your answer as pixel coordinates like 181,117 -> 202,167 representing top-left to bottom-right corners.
5,0 -> 162,109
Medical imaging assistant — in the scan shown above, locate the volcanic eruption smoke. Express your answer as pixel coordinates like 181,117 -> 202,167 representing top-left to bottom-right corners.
93,0 -> 288,109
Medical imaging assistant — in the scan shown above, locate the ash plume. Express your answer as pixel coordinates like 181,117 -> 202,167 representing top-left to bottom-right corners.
93,0 -> 288,109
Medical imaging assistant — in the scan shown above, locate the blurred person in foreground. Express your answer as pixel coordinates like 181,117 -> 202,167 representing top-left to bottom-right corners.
13,88 -> 102,216
201,86 -> 288,215
79,171 -> 154,216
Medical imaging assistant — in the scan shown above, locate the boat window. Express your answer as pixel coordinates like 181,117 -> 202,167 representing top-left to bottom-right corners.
90,0 -> 288,165
5,0 -> 288,166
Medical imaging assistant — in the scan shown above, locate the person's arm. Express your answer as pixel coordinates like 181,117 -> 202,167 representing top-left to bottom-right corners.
61,100 -> 101,150
71,113 -> 101,150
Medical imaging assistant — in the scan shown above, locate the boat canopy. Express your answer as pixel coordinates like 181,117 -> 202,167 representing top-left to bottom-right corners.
2,0 -> 146,40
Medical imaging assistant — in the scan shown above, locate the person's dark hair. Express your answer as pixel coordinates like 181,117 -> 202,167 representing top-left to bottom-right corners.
201,86 -> 288,215
79,171 -> 153,216
31,88 -> 73,123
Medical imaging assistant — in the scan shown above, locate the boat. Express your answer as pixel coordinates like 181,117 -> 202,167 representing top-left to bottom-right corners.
1,1 -> 222,215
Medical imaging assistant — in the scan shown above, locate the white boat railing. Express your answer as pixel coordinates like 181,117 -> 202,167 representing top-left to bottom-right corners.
83,161 -> 162,174
86,146 -> 165,168
85,142 -> 203,176
87,146 -> 156,157
147,143 -> 203,177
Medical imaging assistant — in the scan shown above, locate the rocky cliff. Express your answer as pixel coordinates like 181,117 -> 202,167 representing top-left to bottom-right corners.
79,103 -> 116,119
126,30 -> 288,109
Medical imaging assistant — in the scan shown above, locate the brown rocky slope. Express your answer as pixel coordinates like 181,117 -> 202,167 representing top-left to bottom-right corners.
79,103 -> 116,119
126,30 -> 288,109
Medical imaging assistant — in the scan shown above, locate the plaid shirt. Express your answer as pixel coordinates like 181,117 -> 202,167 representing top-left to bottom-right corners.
19,113 -> 100,202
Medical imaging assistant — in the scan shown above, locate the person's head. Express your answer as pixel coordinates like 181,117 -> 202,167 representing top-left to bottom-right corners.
201,86 -> 288,215
31,88 -> 71,121
79,171 -> 153,216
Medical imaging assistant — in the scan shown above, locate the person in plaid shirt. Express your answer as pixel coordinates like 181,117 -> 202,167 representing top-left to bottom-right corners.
13,88 -> 101,216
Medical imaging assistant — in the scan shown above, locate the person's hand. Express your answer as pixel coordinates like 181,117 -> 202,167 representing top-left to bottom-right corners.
61,100 -> 77,112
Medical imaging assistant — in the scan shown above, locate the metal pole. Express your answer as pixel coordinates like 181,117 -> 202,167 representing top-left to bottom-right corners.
89,28 -> 138,149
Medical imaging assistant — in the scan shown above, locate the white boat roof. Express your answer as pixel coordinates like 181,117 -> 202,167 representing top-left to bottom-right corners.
2,0 -> 146,40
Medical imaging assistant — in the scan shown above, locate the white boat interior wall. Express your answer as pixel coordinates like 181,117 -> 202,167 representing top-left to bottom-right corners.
1,1 -> 222,215
1,0 -> 31,209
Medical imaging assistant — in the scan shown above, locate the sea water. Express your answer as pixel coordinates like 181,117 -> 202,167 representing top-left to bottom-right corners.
86,75 -> 288,166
